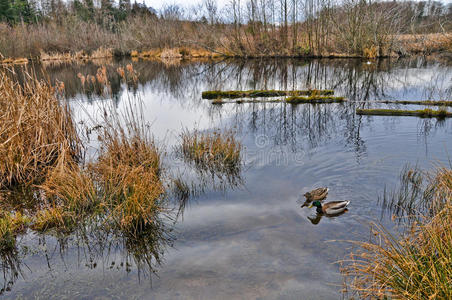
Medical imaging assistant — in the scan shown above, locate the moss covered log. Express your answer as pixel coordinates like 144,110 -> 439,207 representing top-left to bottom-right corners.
286,96 -> 346,104
356,108 -> 452,118
202,89 -> 334,99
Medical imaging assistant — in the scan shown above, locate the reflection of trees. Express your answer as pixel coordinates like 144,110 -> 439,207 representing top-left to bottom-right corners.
0,215 -> 174,296
17,56 -> 450,160
210,102 -> 361,158
0,246 -> 22,296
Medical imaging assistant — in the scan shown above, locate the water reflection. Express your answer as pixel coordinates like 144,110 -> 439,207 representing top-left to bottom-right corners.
306,210 -> 349,225
1,57 -> 452,298
0,216 -> 174,295
0,246 -> 22,295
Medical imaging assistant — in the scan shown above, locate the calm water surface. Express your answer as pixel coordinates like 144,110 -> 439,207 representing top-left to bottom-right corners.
4,57 -> 452,299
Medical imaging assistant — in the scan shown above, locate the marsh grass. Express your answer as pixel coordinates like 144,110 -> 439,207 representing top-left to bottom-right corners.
0,69 -> 81,188
342,167 -> 452,299
88,100 -> 166,234
30,206 -> 74,232
0,212 -> 29,252
39,156 -> 99,217
0,65 -> 168,240
180,129 -> 242,177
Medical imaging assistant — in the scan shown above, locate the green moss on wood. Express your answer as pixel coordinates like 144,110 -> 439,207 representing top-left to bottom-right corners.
202,89 -> 334,99
286,96 -> 346,104
356,108 -> 452,118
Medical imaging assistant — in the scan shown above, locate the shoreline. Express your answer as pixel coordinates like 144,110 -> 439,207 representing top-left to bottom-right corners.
2,43 -> 451,66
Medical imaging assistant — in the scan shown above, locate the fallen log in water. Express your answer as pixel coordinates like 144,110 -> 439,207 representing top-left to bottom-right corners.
356,108 -> 452,118
286,96 -> 346,104
210,96 -> 346,105
202,89 -> 334,99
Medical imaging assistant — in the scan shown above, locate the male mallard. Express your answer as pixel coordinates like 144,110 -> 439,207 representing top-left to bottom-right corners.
309,200 -> 350,215
304,187 -> 328,201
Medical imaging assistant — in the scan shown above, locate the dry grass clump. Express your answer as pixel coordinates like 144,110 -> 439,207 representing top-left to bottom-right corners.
0,67 -> 166,239
39,156 -> 99,218
89,106 -> 165,233
39,47 -> 113,62
180,130 -> 242,176
0,70 -> 81,188
160,48 -> 182,59
90,47 -> 113,59
396,33 -> 452,55
343,167 -> 452,299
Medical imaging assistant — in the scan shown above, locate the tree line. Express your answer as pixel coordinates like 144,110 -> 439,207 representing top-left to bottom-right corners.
0,0 -> 450,59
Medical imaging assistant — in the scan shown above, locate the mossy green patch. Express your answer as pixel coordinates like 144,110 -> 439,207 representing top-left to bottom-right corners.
202,89 -> 334,99
286,96 -> 346,104
356,108 -> 452,118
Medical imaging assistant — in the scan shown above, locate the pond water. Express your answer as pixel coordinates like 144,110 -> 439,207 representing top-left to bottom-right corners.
4,57 -> 452,299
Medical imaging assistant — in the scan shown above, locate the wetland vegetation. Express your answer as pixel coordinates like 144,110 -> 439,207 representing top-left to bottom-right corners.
0,0 -> 451,64
342,166 -> 452,300
0,56 -> 451,298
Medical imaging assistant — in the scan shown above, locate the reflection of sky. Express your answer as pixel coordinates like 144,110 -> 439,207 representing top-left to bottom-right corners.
8,58 -> 452,299
384,64 -> 452,100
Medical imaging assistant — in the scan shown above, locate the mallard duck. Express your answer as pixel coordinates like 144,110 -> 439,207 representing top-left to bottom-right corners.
309,200 -> 350,215
303,187 -> 328,202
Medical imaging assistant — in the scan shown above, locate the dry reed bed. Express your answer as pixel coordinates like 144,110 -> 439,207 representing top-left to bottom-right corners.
88,110 -> 166,233
0,68 -> 167,250
342,167 -> 452,299
396,33 -> 452,55
0,70 -> 81,188
1,32 -> 449,64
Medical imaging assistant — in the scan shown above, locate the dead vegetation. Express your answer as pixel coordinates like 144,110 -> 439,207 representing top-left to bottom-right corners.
0,67 -> 167,246
0,69 -> 81,188
180,129 -> 242,176
342,166 -> 452,299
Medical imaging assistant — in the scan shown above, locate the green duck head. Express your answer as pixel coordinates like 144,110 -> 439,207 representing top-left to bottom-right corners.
308,201 -> 322,208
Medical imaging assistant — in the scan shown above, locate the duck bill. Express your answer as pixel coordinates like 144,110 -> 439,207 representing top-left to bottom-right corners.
308,204 -> 313,208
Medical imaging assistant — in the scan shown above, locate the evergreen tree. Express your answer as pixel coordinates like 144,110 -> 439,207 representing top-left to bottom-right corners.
0,0 -> 13,23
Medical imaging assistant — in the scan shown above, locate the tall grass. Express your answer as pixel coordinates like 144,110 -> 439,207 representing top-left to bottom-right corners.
180,129 -> 242,176
86,97 -> 166,233
0,65 -> 168,239
0,69 -> 81,188
342,167 -> 452,299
